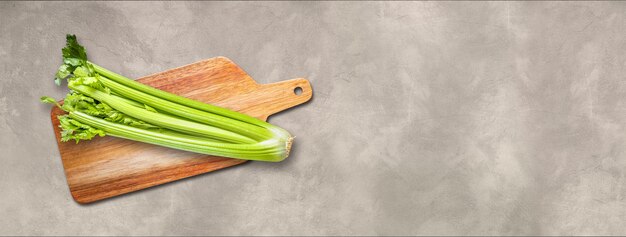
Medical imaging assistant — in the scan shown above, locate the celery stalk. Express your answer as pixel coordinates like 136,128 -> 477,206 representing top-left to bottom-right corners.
70,111 -> 290,161
97,76 -> 275,141
69,84 -> 257,144
91,63 -> 288,133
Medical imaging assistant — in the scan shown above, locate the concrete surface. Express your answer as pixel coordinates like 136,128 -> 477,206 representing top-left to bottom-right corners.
1,1 -> 626,235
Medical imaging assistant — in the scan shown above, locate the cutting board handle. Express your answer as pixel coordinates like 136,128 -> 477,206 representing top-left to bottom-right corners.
254,78 -> 313,120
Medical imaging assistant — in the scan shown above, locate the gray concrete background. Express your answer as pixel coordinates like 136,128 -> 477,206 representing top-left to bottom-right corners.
1,1 -> 626,235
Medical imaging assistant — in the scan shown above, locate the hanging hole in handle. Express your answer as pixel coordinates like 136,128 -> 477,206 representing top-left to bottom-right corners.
294,87 -> 303,96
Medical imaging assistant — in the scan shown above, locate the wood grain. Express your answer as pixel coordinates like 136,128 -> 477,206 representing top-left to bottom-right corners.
50,57 -> 312,203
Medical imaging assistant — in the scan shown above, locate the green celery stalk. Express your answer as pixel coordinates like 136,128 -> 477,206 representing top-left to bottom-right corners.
69,84 -> 256,144
90,63 -> 290,136
70,111 -> 290,161
97,76 -> 275,141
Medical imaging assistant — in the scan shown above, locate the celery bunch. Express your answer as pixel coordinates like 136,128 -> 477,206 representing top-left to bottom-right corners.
42,35 -> 293,162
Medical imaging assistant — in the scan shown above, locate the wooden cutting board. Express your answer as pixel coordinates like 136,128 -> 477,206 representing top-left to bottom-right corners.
50,57 -> 312,204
